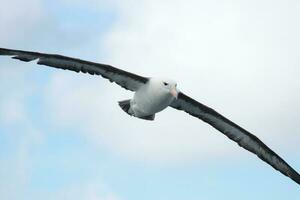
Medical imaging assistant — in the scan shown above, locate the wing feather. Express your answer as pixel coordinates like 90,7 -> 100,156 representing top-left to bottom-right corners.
171,92 -> 300,185
0,48 -> 148,91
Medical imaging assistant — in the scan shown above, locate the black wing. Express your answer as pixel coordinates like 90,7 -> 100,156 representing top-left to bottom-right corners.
0,48 -> 148,91
171,92 -> 300,185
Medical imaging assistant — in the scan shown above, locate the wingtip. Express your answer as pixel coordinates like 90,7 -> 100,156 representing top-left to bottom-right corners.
289,171 -> 300,185
0,48 -> 21,57
0,48 -> 11,55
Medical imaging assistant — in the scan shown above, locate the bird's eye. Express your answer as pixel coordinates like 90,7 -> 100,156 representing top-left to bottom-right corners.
163,82 -> 168,86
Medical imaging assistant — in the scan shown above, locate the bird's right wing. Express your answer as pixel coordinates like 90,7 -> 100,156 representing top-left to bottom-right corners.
170,92 -> 300,185
0,48 -> 149,91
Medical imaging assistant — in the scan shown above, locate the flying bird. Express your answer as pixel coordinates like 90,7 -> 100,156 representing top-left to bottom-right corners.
0,47 -> 299,185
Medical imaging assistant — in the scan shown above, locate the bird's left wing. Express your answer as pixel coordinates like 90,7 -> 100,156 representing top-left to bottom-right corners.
170,92 -> 300,185
0,48 -> 148,91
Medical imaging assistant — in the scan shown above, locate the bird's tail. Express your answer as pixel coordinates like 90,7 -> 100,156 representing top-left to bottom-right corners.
118,99 -> 133,116
118,99 -> 155,121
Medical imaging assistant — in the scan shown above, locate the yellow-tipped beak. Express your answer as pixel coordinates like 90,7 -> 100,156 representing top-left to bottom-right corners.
170,88 -> 178,99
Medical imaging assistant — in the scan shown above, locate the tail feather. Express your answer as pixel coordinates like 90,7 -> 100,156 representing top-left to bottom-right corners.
118,99 -> 155,120
118,99 -> 132,116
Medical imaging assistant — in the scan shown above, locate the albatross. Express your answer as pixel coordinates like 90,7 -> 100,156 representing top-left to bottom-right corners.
0,47 -> 299,185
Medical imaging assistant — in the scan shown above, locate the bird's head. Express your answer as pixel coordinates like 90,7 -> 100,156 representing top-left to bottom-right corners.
159,79 -> 179,99
147,78 -> 179,99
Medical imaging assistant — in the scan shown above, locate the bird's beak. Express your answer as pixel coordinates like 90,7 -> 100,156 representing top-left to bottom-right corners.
170,88 -> 178,99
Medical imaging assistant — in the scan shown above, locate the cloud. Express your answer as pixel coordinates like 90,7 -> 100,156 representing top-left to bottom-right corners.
0,63 -> 45,200
0,66 -> 116,199
102,0 -> 300,152
1,0 -> 299,165
0,0 -> 44,46
0,109 -> 43,200
0,0 -> 299,198
0,1 -> 46,199
40,181 -> 120,200
0,0 -> 46,125
0,0 -> 48,125
42,0 -> 300,164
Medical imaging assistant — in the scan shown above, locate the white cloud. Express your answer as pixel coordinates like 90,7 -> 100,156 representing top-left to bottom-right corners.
43,0 -> 300,164
0,114 -> 43,200
42,181 -> 120,200
0,1 -> 46,199
62,0 -> 114,10
0,0 -> 44,45
0,65 -> 44,200
1,0 -> 299,165
0,1 -> 121,197
0,0 -> 45,125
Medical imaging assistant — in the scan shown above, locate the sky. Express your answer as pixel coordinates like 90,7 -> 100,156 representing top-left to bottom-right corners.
0,0 -> 300,199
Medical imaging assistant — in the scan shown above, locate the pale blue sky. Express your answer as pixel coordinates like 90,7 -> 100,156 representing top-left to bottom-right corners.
0,0 -> 300,199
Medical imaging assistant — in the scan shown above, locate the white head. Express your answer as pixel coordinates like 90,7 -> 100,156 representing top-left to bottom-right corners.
150,78 -> 179,99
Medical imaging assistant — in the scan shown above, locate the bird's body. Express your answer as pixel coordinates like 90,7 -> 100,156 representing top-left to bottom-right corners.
0,47 -> 299,185
124,78 -> 178,120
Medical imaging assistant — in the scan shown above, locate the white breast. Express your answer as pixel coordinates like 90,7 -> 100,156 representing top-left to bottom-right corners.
131,78 -> 175,117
